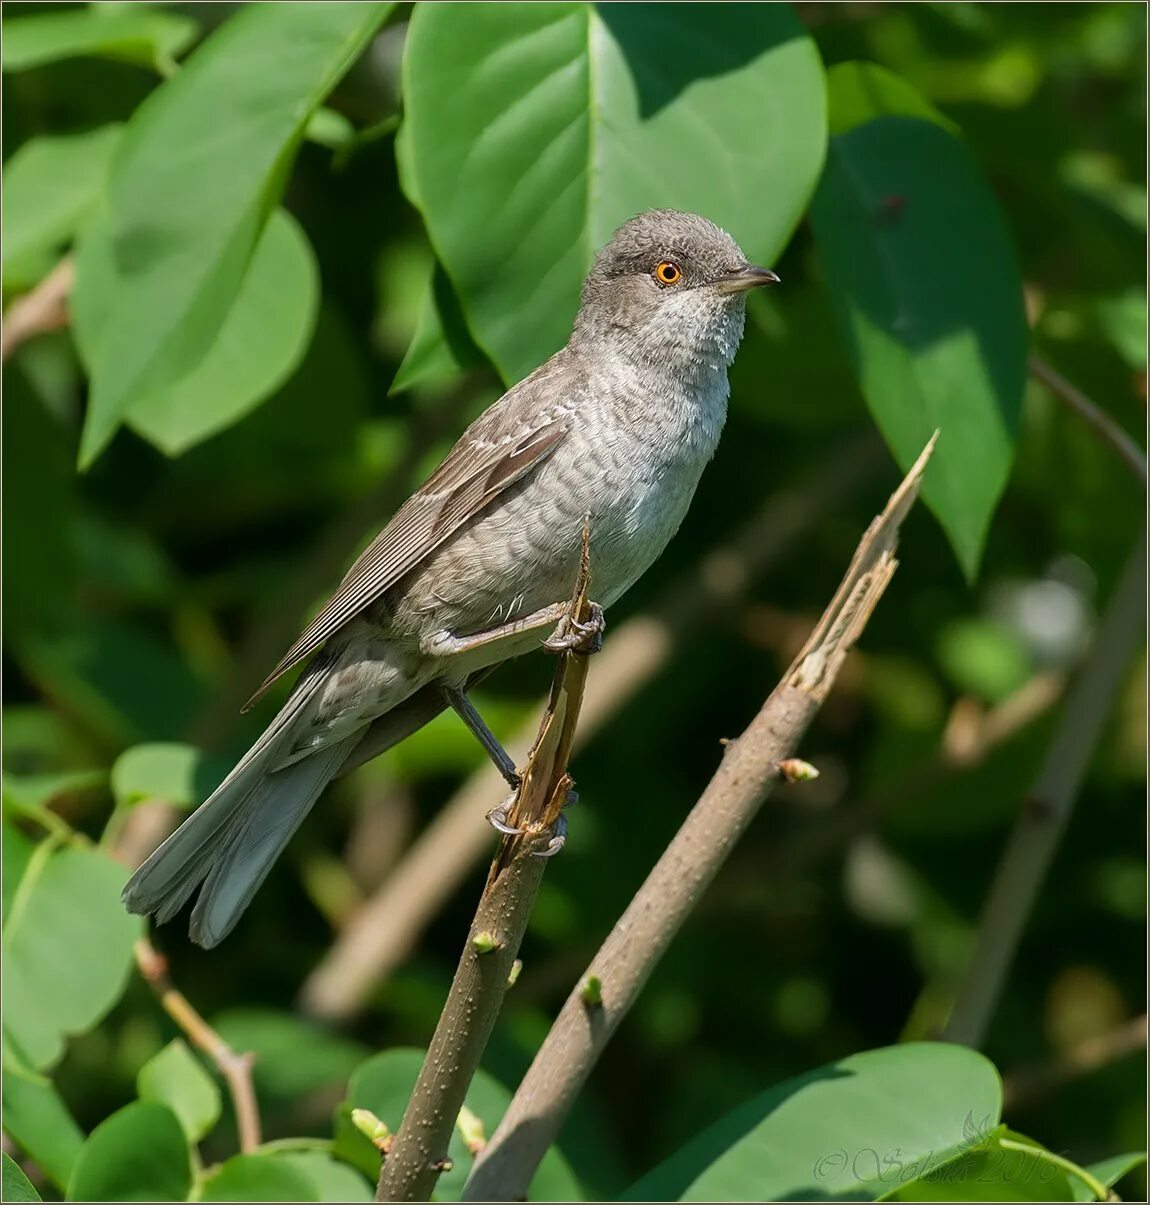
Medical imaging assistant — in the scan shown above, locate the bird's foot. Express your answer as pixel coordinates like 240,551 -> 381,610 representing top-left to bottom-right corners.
486,787 -> 577,856
543,602 -> 605,655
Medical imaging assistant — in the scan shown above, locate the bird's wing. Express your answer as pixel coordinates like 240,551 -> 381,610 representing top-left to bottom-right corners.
243,376 -> 577,709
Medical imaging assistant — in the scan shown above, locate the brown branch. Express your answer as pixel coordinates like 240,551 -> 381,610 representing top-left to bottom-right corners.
943,526 -> 1147,1048
374,525 -> 597,1203
1,257 -> 75,362
134,938 -> 262,1153
299,434 -> 885,1021
1003,1013 -> 1147,1110
1029,355 -> 1147,484
461,436 -> 937,1202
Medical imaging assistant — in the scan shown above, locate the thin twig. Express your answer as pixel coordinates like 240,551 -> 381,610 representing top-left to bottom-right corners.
943,526 -> 1147,1048
375,524 -> 598,1203
299,435 -> 885,1021
134,938 -> 262,1153
0,257 -> 75,362
1029,355 -> 1147,484
1003,1013 -> 1147,1110
462,436 -> 937,1202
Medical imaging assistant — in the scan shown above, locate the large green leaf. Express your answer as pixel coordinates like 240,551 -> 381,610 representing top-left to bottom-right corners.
66,1101 -> 191,1203
0,8 -> 198,74
74,2 -> 391,466
810,66 -> 1027,579
2,844 -> 141,1070
1,1063 -> 85,1190
137,1039 -> 221,1144
199,1154 -> 318,1203
74,206 -> 320,456
335,1048 -> 582,1201
390,265 -> 489,394
2,1152 -> 41,1203
0,125 -> 122,290
402,2 -> 825,383
624,1043 -> 1002,1202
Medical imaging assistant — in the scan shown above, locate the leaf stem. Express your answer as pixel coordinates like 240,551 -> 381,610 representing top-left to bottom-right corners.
134,938 -> 262,1153
998,1138 -> 1110,1202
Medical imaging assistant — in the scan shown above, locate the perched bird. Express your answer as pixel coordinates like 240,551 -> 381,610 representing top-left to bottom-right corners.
123,208 -> 778,947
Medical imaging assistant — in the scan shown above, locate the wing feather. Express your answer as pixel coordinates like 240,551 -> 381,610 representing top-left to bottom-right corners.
243,377 -> 577,709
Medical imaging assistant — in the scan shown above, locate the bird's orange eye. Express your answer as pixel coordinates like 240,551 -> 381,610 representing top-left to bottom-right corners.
654,261 -> 682,286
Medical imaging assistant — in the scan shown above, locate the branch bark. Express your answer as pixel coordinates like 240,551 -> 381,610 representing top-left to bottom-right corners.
299,435 -> 885,1021
943,525 -> 1147,1048
461,436 -> 936,1202
374,525 -> 597,1203
134,937 -> 262,1153
1,258 -> 75,362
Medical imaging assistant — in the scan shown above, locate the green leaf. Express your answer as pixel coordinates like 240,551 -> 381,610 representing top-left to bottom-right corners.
624,1042 -> 1002,1201
280,1152 -> 372,1202
2,1152 -> 41,1202
199,1154 -> 318,1203
2,844 -> 141,1070
67,1101 -> 191,1202
137,1039 -> 222,1144
74,206 -> 320,456
0,126 -> 123,289
73,2 -> 392,467
885,1128 -> 1105,1203
1,9 -> 198,74
826,61 -> 958,137
110,742 -> 226,811
2,823 -> 38,920
1,1063 -> 85,1190
390,265 -> 489,394
1074,1152 -> 1147,1201
336,1048 -> 582,1201
402,2 -> 825,383
810,113 -> 1027,579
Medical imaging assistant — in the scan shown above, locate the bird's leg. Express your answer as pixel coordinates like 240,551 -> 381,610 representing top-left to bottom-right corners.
542,601 -> 605,655
442,686 -> 520,788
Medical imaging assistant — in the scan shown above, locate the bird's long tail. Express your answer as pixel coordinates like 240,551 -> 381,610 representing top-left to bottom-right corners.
122,666 -> 356,949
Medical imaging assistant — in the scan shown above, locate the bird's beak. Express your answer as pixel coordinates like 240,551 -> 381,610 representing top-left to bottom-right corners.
713,263 -> 781,294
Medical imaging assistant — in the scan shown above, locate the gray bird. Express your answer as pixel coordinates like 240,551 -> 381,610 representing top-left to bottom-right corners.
122,209 -> 778,947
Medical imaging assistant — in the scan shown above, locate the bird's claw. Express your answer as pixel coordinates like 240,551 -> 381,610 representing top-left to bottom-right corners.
543,602 -> 605,655
486,791 -> 574,855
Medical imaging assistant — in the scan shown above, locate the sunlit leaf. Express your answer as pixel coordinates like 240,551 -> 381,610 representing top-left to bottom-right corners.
73,2 -> 392,466
137,1039 -> 221,1144
1,8 -> 198,74
402,2 -> 825,383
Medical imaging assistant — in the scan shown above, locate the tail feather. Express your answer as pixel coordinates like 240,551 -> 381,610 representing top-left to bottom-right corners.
187,738 -> 354,948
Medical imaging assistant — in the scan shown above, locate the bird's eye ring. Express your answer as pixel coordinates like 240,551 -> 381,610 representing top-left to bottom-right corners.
654,261 -> 682,286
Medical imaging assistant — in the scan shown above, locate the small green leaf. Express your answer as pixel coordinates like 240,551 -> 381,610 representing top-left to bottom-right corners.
336,1048 -> 582,1201
402,2 -> 825,383
811,111 -> 1027,579
2,844 -> 141,1070
110,742 -> 225,810
624,1043 -> 1002,1202
1075,1152 -> 1147,1201
137,1039 -> 222,1144
67,1101 -> 190,1202
2,1152 -> 41,1203
1,1063 -> 85,1190
1,9 -> 198,74
0,126 -> 122,289
199,1153 -> 317,1203
826,61 -> 957,137
305,106 -> 357,152
74,2 -> 392,467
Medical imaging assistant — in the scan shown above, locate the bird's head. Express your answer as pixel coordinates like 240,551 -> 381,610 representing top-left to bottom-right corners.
572,209 -> 778,370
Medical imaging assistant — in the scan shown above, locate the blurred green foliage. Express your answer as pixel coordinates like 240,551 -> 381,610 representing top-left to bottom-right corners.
2,2 -> 1145,1201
